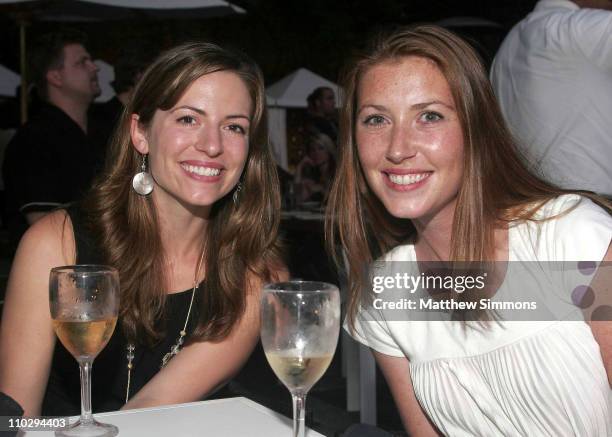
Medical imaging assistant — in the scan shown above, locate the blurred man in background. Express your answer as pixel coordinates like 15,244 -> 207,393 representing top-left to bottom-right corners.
305,86 -> 338,143
3,29 -> 104,249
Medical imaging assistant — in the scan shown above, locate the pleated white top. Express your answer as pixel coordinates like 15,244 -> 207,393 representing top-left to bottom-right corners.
350,195 -> 612,436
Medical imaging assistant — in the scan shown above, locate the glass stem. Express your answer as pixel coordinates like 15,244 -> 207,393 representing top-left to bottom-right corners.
78,359 -> 94,424
291,392 -> 307,437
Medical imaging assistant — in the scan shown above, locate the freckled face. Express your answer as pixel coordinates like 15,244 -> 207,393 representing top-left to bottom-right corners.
134,71 -> 252,214
355,57 -> 464,226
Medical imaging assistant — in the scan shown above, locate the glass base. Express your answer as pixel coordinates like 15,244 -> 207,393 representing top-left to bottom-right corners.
55,418 -> 118,437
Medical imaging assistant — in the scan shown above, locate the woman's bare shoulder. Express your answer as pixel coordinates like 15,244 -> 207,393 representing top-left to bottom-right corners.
16,209 -> 76,267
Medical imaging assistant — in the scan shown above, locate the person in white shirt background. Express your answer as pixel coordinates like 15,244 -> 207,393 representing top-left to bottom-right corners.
490,0 -> 612,197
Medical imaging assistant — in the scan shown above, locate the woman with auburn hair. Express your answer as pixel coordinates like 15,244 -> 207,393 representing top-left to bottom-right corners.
327,25 -> 611,436
0,41 -> 284,416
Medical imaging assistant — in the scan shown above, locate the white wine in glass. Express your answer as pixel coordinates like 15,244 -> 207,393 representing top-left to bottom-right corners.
49,265 -> 120,437
261,281 -> 340,437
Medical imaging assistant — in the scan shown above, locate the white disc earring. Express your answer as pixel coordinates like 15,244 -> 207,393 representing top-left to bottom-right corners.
132,154 -> 154,196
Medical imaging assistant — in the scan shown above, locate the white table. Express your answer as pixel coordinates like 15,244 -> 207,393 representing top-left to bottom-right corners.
21,397 -> 325,436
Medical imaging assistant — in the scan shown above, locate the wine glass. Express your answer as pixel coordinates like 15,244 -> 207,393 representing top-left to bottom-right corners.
49,265 -> 120,437
261,281 -> 340,437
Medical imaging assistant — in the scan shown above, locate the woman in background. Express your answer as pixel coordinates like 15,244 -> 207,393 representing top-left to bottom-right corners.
0,41 -> 284,416
327,25 -> 611,436
295,132 -> 336,203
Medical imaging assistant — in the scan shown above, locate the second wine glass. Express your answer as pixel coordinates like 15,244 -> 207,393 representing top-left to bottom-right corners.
261,281 -> 340,437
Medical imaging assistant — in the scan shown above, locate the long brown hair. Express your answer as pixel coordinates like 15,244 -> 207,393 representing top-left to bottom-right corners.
326,25 -> 611,328
84,42 -> 281,344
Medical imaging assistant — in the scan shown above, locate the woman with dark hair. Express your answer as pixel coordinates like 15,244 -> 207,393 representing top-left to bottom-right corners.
327,25 -> 611,436
0,41 -> 284,416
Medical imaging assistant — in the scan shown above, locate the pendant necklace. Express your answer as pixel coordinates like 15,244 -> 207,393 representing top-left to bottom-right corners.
124,248 -> 205,403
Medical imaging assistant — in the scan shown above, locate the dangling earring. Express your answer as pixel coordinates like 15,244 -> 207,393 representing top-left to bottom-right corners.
132,153 -> 154,196
233,181 -> 243,205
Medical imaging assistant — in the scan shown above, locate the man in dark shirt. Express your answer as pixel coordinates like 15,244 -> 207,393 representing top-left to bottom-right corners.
3,29 -> 103,247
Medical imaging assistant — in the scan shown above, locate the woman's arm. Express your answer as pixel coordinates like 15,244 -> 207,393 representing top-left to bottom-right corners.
0,211 -> 75,416
373,350 -> 442,437
587,241 -> 612,386
123,268 -> 289,410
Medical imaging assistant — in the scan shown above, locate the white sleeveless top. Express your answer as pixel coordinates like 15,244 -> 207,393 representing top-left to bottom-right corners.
350,195 -> 612,436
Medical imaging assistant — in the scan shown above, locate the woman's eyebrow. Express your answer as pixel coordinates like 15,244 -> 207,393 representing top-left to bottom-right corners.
357,104 -> 387,114
172,105 -> 206,115
357,100 -> 455,114
226,114 -> 251,122
411,100 -> 455,111
171,106 -> 250,121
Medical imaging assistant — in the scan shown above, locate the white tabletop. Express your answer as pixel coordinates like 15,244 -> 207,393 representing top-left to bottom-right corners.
21,397 -> 325,437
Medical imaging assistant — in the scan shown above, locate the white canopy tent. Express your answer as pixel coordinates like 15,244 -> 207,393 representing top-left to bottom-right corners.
0,0 -> 244,20
0,65 -> 20,97
94,60 -> 115,103
266,68 -> 340,170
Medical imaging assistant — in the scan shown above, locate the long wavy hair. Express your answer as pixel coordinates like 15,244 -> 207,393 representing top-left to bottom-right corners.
83,42 -> 281,344
326,25 -> 611,328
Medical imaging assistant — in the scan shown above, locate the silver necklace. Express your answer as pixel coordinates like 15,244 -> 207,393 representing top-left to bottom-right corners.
125,249 -> 205,403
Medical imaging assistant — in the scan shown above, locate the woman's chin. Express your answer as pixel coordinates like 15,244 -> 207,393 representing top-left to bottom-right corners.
374,193 -> 424,219
383,204 -> 425,220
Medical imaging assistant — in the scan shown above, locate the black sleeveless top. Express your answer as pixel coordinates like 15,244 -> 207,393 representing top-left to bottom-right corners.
41,205 -> 200,415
